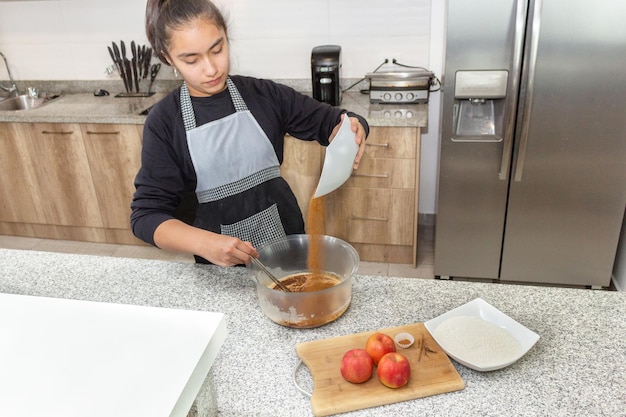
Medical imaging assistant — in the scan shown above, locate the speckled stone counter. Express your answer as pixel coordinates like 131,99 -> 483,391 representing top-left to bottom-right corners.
1,248 -> 624,417
0,83 -> 427,127
0,92 -> 167,124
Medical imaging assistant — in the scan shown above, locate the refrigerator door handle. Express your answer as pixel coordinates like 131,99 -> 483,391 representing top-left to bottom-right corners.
499,0 -> 529,181
514,0 -> 543,182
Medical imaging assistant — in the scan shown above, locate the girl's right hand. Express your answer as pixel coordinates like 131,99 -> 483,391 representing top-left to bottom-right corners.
153,219 -> 258,267
200,233 -> 258,267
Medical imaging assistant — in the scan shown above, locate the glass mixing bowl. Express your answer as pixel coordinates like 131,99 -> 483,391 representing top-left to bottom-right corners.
247,234 -> 359,328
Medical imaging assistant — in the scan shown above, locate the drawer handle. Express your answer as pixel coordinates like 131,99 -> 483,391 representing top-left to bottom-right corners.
352,173 -> 389,179
366,142 -> 389,148
351,215 -> 388,222
85,131 -> 121,135
41,130 -> 73,135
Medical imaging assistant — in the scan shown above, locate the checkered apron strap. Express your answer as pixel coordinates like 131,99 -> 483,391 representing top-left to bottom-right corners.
226,78 -> 248,112
180,82 -> 196,131
180,78 -> 246,132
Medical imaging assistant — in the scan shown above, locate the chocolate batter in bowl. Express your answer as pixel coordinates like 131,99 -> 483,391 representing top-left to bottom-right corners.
247,234 -> 359,328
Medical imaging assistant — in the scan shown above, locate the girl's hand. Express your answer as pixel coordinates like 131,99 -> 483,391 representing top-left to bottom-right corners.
200,234 -> 258,267
329,114 -> 368,170
154,219 -> 258,267
348,115 -> 368,170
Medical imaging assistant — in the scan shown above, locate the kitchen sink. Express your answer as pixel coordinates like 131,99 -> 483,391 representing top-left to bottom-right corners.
0,93 -> 63,111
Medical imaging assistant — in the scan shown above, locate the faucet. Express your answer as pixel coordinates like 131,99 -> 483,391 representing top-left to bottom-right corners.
0,51 -> 19,98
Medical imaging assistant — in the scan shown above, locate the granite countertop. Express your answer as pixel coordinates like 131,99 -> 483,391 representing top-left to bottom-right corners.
1,248 -> 624,417
0,92 -> 168,125
0,83 -> 427,128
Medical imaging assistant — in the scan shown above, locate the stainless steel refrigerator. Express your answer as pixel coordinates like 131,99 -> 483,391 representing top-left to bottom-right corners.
434,0 -> 626,287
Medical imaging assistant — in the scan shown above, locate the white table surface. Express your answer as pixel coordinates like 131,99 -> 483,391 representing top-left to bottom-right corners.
0,293 -> 227,417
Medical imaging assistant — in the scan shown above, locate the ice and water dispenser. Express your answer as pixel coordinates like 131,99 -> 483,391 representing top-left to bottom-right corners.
452,70 -> 508,141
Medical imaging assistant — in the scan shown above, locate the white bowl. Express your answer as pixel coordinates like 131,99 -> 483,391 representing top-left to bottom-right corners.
314,114 -> 358,198
424,298 -> 540,372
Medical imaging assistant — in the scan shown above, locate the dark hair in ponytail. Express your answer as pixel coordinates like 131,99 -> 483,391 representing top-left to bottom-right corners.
145,0 -> 228,65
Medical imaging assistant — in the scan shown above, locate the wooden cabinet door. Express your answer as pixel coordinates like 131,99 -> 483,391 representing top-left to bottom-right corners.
280,135 -> 322,226
81,124 -> 143,229
0,123 -> 47,223
27,123 -> 104,227
323,127 -> 420,264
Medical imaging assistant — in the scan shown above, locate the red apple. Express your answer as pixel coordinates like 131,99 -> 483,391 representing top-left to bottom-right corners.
340,348 -> 373,384
365,332 -> 396,365
377,352 -> 411,388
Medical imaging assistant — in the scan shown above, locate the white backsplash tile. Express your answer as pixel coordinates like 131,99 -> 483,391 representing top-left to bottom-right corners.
58,2 -> 148,44
0,0 -> 432,81
229,0 -> 329,40
230,37 -> 328,79
9,43 -> 74,80
0,2 -> 65,45
328,0 -> 430,38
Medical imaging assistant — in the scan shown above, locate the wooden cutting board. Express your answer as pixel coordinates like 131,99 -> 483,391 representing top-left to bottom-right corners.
295,322 -> 465,416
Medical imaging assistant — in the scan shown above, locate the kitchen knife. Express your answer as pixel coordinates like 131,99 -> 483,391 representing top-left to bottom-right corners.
107,46 -> 120,75
112,41 -> 130,93
124,58 -> 132,93
143,48 -> 152,79
112,41 -> 121,61
137,45 -> 144,79
131,41 -> 139,93
131,58 -> 138,93
120,41 -> 131,93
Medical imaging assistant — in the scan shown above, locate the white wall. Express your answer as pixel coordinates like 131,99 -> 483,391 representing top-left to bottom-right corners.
0,0 -> 442,214
424,0 -> 445,219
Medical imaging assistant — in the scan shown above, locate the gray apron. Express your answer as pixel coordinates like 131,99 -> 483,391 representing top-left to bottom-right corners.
181,78 -> 303,261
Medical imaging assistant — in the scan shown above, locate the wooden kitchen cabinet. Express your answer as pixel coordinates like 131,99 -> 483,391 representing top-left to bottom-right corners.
0,122 -> 103,228
1,121 -> 420,257
323,127 -> 420,265
81,123 -> 144,244
0,122 -> 144,245
280,134 -> 322,227
81,124 -> 143,229
0,123 -> 47,224
30,123 -> 104,228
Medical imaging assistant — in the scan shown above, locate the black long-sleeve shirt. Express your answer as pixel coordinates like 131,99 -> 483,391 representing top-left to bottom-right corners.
130,75 -> 369,246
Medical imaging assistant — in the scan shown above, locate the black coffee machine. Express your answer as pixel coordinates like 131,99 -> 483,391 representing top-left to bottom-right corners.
311,45 -> 341,106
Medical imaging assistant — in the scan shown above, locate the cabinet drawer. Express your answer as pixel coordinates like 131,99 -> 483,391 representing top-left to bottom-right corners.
362,127 -> 417,159
324,187 -> 415,246
346,158 -> 415,189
